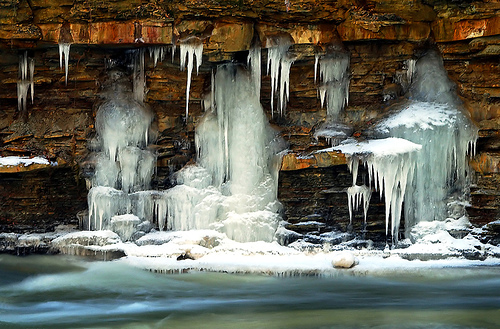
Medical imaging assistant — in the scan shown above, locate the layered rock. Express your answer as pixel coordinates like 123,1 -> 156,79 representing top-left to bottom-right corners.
0,0 -> 499,246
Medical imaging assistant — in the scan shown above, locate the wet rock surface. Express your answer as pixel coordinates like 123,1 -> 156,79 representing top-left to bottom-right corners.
0,0 -> 499,249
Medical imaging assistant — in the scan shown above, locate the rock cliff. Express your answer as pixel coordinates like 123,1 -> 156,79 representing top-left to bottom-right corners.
0,0 -> 499,246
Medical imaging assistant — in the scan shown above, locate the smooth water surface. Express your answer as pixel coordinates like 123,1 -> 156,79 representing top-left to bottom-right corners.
0,255 -> 499,328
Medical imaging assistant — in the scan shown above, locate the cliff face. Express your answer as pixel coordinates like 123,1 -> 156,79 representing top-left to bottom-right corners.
0,0 -> 499,243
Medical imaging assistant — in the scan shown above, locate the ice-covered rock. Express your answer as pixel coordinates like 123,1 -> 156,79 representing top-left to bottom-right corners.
332,251 -> 357,268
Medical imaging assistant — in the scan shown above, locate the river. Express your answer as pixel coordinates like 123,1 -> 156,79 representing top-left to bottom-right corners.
0,254 -> 499,328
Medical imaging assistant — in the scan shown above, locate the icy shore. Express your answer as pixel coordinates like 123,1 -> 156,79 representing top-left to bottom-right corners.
2,226 -> 499,276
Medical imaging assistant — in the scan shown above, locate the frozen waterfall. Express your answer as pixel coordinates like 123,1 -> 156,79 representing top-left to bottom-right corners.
325,50 -> 477,244
85,69 -> 157,239
375,50 -> 478,234
165,64 -> 284,242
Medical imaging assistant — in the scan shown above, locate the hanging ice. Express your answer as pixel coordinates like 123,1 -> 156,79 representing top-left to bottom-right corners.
133,49 -> 146,103
86,68 -> 158,235
331,138 -> 421,242
314,51 -> 350,120
180,40 -> 203,118
148,46 -> 166,67
58,43 -> 71,85
376,50 -> 478,234
267,37 -> 293,117
406,59 -> 416,85
247,46 -> 262,100
17,51 -> 35,113
165,64 -> 284,242
393,58 -> 417,94
347,185 -> 371,226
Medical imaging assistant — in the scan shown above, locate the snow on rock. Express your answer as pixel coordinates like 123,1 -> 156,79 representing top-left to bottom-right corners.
314,122 -> 352,146
0,156 -> 53,167
332,251 -> 357,268
52,230 -> 122,247
326,137 -> 422,157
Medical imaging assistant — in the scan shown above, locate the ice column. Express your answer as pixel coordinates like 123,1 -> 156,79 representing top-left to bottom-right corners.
17,51 -> 35,113
376,50 -> 478,234
87,69 -> 157,235
133,49 -> 146,103
180,40 -> 203,118
315,52 -> 350,120
248,46 -> 262,100
165,64 -> 284,242
58,43 -> 71,85
267,38 -> 293,117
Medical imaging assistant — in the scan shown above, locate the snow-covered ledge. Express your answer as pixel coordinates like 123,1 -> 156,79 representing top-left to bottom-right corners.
0,156 -> 57,173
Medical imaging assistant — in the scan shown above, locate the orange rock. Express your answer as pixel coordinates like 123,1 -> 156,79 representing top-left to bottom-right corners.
280,151 -> 346,171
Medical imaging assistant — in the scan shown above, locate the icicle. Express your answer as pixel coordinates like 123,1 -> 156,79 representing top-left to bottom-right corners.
406,59 -> 416,85
316,52 -> 350,120
133,49 -> 146,103
58,43 -> 71,85
314,54 -> 319,83
29,58 -> 34,103
334,138 -> 421,242
347,185 -> 372,224
17,51 -> 34,113
248,46 -> 262,100
267,38 -> 293,117
180,40 -> 204,118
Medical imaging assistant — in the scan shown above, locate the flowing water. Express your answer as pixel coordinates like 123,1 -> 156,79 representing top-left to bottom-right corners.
0,255 -> 499,329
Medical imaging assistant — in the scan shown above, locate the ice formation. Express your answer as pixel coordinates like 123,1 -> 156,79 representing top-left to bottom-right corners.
133,49 -> 146,103
58,43 -> 71,85
376,51 -> 478,232
332,138 -> 422,241
314,51 -> 350,120
165,64 -> 284,242
347,185 -> 371,226
247,46 -> 261,101
314,122 -> 352,146
86,69 -> 156,233
17,51 -> 35,113
267,37 -> 293,117
180,40 -> 203,118
406,59 -> 416,85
